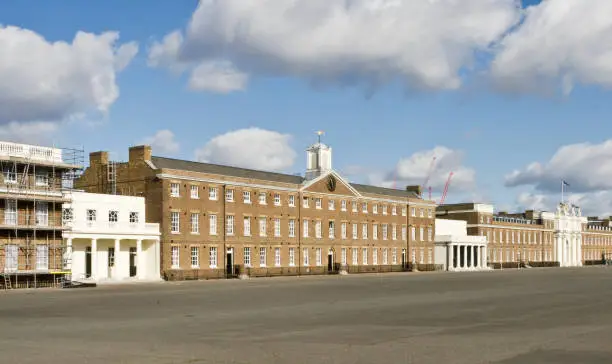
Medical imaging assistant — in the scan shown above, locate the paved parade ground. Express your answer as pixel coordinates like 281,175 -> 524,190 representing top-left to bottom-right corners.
2,267 -> 612,363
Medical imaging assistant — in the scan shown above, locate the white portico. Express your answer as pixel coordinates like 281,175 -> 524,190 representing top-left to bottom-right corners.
554,202 -> 586,267
62,192 -> 161,282
435,219 -> 489,271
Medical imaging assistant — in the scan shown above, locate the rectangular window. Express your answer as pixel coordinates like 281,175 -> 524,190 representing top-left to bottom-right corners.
373,204 -> 378,214
274,193 -> 281,206
362,202 -> 368,213
411,207 -> 416,217
420,227 -> 424,241
171,246 -> 179,269
259,192 -> 267,204
129,211 -> 139,223
352,223 -> 358,239
190,185 -> 199,199
341,248 -> 347,265
209,186 -> 218,200
289,219 -> 295,237
62,208 -> 74,225
35,201 -> 48,226
259,247 -> 266,267
382,224 -> 388,240
108,210 -> 118,223
209,247 -> 217,268
428,209 -> 433,218
411,227 -> 416,241
341,200 -> 347,211
373,224 -> 378,240
226,215 -> 234,236
341,222 -> 347,239
420,208 -> 424,217
259,217 -> 267,237
274,247 -> 281,266
303,219 -> 309,237
315,198 -> 322,209
303,247 -> 309,266
35,173 -> 48,187
170,183 -> 180,197
225,189 -> 234,202
316,220 -> 322,238
382,205 -> 387,215
171,212 -> 180,233
402,207 -> 407,216
191,247 -> 199,268
243,191 -> 251,204
244,247 -> 251,267
274,218 -> 281,237
190,213 -> 199,234
420,248 -> 424,264
209,214 -> 217,235
392,248 -> 398,264
392,205 -> 397,215
243,216 -> 251,236
427,227 -> 432,241
289,247 -> 295,266
402,226 -> 407,241
352,248 -> 358,265
328,200 -> 335,210
362,248 -> 368,265
392,224 -> 397,240
372,248 -> 378,265
303,196 -> 309,208
362,224 -> 368,239
316,248 -> 322,266
87,209 -> 97,222
382,248 -> 388,265
36,245 -> 48,270
288,195 -> 295,207
352,201 -> 358,213
3,168 -> 16,184
329,221 -> 335,238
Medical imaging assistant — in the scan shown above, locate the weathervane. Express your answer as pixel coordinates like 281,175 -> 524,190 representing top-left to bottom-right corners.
316,130 -> 324,144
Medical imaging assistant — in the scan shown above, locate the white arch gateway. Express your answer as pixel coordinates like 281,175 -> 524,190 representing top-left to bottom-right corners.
553,202 -> 586,267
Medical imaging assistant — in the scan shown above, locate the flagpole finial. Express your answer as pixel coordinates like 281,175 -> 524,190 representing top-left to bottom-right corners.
316,130 -> 324,144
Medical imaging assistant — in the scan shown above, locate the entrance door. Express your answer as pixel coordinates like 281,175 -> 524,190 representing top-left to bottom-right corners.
327,250 -> 334,272
226,248 -> 234,277
129,247 -> 137,277
85,247 -> 92,278
108,247 -> 115,278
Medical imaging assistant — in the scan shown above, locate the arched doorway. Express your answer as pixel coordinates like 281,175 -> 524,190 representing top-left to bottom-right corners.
327,248 -> 335,273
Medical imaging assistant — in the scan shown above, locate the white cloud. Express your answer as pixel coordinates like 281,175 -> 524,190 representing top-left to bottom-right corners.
490,0 -> 612,94
148,0 -> 520,94
0,25 -> 138,124
141,129 -> 180,154
516,191 -> 612,219
194,127 -> 296,172
188,60 -> 248,93
505,139 -> 612,193
0,121 -> 59,145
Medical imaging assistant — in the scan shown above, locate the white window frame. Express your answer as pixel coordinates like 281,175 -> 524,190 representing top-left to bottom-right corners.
303,219 -> 309,237
315,198 -> 322,209
171,246 -> 180,269
225,189 -> 234,202
259,192 -> 267,205
303,247 -> 309,266
209,214 -> 217,235
190,214 -> 199,234
302,197 -> 309,208
328,221 -> 335,239
373,204 -> 378,214
341,248 -> 347,265
372,248 -> 378,265
392,224 -> 397,240
274,218 -> 281,237
288,195 -> 295,207
244,247 -> 251,267
35,172 -> 49,187
243,191 -> 251,204
373,224 -> 378,240
392,248 -> 398,264
190,185 -> 199,199
259,247 -> 266,267
289,247 -> 295,266
226,215 -> 234,236
382,224 -> 388,240
259,217 -> 267,237
171,212 -> 180,233
243,216 -> 251,236
35,201 -> 49,227
191,246 -> 200,268
274,193 -> 281,206
352,248 -> 358,265
36,245 -> 49,270
382,248 -> 388,265
315,248 -> 322,266
328,200 -> 335,210
209,247 -> 217,268
315,220 -> 322,238
362,224 -> 368,239
289,219 -> 295,237
5,244 -> 18,271
352,223 -> 358,239
209,186 -> 218,200
170,183 -> 180,197
4,169 -> 16,184
341,222 -> 347,239
362,248 -> 368,265
341,200 -> 347,211
274,247 -> 281,266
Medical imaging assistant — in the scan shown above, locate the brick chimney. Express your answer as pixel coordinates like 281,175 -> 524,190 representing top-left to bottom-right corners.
89,151 -> 109,166
406,185 -> 422,197
129,145 -> 152,163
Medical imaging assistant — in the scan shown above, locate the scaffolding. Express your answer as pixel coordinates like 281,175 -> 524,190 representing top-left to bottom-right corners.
0,142 -> 84,290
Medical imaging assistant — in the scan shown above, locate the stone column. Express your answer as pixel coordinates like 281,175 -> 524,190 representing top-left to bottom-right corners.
471,245 -> 476,269
460,245 -> 465,269
91,238 -> 98,280
577,235 -> 582,266
136,239 -> 143,279
114,239 -> 121,280
448,243 -> 454,271
65,238 -> 73,271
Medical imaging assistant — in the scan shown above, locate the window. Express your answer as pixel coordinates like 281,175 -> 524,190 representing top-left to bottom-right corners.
209,186 -> 218,200
36,245 -> 48,270
402,226 -> 407,241
315,198 -> 322,209
35,201 -> 48,226
341,222 -> 347,239
420,208 -> 424,217
382,248 -> 388,265
275,247 -> 281,266
392,248 -> 398,264
190,214 -> 199,234
259,247 -> 266,267
244,247 -> 251,267
420,227 -> 424,241
87,209 -> 97,222
243,191 -> 251,204
274,218 -> 281,237
303,196 -> 309,208
411,207 -> 416,217
274,193 -> 281,206
419,248 -> 424,264
382,224 -> 388,240
259,217 -> 267,237
171,246 -> 179,269
62,208 -> 74,225
108,210 -> 118,223
289,247 -> 295,266
303,219 -> 309,237
209,214 -> 217,235
329,221 -> 335,238
352,223 -> 358,239
328,199 -> 335,210
35,173 -> 48,187
373,224 -> 378,240
352,248 -> 358,265
316,248 -> 322,266
243,216 -> 251,236
341,248 -> 347,265
427,227 -> 432,241
4,245 -> 16,270
190,185 -> 199,199
392,205 -> 397,215
315,220 -> 322,238
373,248 -> 379,265
191,247 -> 199,268
5,199 -> 17,225
411,227 -> 416,241
129,211 -> 139,223
352,201 -> 358,212
225,189 -> 234,202
289,219 -> 295,237
362,202 -> 367,213
303,247 -> 309,266
288,195 -> 295,207
341,200 -> 347,211
3,168 -> 16,184
362,224 -> 368,239
428,209 -> 433,218
373,204 -> 378,214
226,215 -> 234,236
392,224 -> 397,240
259,192 -> 267,204
170,183 -> 180,197
171,212 -> 180,233
362,248 -> 368,265
209,247 -> 217,268
402,207 -> 407,216
382,205 -> 387,215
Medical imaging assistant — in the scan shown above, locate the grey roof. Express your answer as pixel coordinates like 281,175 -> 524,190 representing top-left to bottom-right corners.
151,156 -> 305,185
350,183 -> 420,199
151,156 -> 420,200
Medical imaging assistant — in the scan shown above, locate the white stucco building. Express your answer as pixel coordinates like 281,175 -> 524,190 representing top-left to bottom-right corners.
435,218 -> 489,271
62,192 -> 161,282
554,202 -> 586,267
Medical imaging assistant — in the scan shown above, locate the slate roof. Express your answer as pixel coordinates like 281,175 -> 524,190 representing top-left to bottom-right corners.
150,156 -> 420,200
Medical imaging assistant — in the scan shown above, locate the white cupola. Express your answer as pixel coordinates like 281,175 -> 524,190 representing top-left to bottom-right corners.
305,131 -> 332,180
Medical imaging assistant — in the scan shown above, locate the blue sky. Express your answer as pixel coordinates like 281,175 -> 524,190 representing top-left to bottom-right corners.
2,0 -> 612,215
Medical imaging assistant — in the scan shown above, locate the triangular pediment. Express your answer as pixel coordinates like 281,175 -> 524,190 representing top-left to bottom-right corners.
300,170 -> 361,197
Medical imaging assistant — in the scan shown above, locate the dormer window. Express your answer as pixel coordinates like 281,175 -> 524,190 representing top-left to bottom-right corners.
109,210 -> 118,223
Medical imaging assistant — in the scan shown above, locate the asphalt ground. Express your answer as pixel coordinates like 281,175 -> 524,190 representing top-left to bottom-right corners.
1,267 -> 612,364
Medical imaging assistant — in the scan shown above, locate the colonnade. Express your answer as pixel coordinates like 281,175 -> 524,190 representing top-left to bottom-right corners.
448,244 -> 488,271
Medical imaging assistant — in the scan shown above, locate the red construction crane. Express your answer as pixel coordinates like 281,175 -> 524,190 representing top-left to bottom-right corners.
421,156 -> 437,197
439,172 -> 454,205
